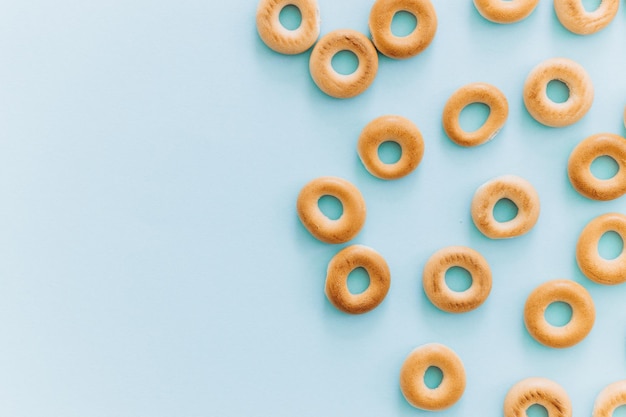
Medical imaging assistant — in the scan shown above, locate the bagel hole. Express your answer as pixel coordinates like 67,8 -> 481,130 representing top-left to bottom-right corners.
598,231 -> 624,260
459,103 -> 490,133
493,198 -> 519,223
613,405 -> 626,417
331,50 -> 359,75
278,5 -> 302,31
391,11 -> 417,37
590,155 -> 619,180
347,267 -> 370,295
424,366 -> 443,389
545,301 -> 573,327
318,195 -> 343,220
546,80 -> 570,104
377,140 -> 402,164
526,404 -> 548,417
582,0 -> 602,12
445,267 -> 472,292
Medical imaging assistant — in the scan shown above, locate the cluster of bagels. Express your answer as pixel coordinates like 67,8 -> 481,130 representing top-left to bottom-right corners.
256,0 -> 437,98
257,0 -> 620,98
257,0 -> 626,414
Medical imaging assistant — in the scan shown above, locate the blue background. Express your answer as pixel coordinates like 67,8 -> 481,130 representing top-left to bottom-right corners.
1,0 -> 625,415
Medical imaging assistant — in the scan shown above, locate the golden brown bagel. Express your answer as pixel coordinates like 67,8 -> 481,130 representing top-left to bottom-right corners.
471,175 -> 540,239
554,0 -> 619,35
296,176 -> 366,244
422,246 -> 492,313
400,343 -> 466,410
576,213 -> 626,285
309,29 -> 378,99
568,133 -> 626,201
325,245 -> 391,314
473,0 -> 539,24
369,0 -> 437,59
523,58 -> 594,127
504,377 -> 572,417
256,0 -> 320,54
357,115 -> 425,180
442,82 -> 509,147
524,279 -> 595,348
593,380 -> 626,417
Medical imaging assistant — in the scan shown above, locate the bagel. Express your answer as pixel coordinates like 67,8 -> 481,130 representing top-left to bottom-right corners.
296,176 -> 366,244
256,0 -> 320,54
523,58 -> 594,127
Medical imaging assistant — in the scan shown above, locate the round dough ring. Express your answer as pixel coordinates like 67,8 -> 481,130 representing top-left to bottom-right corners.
296,176 -> 366,244
576,212 -> 626,285
471,175 -> 541,239
473,0 -> 540,24
568,133 -> 626,201
309,29 -> 379,99
357,115 -> 425,179
422,246 -> 492,313
524,279 -> 595,348
256,0 -> 320,54
504,377 -> 572,417
400,343 -> 466,411
368,0 -> 438,59
593,380 -> 626,417
325,245 -> 391,314
442,82 -> 509,147
523,57 -> 594,127
554,0 -> 619,35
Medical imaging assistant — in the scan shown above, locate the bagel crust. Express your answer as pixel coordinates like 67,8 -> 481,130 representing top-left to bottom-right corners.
296,176 -> 366,244
400,343 -> 466,410
309,29 -> 379,99
473,0 -> 539,24
504,377 -> 572,417
369,0 -> 437,59
357,115 -> 425,179
554,0 -> 619,35
568,133 -> 626,201
422,246 -> 492,313
442,82 -> 509,147
524,279 -> 595,348
523,58 -> 594,127
576,213 -> 626,285
325,245 -> 391,314
256,0 -> 320,54
593,380 -> 626,417
471,175 -> 540,239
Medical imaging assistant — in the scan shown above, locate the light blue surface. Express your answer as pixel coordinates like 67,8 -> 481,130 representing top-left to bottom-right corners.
1,0 -> 626,416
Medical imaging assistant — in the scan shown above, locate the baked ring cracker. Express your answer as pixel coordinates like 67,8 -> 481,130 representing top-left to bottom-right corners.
256,0 -> 320,54
593,380 -> 626,417
369,0 -> 437,59
504,377 -> 572,417
296,176 -> 366,244
554,0 -> 619,35
568,133 -> 626,201
474,0 -> 539,24
309,29 -> 378,99
400,343 -> 466,411
443,82 -> 509,147
523,57 -> 594,127
422,246 -> 492,313
524,279 -> 595,348
357,115 -> 425,179
576,212 -> 626,285
325,245 -> 390,314
471,175 -> 540,239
